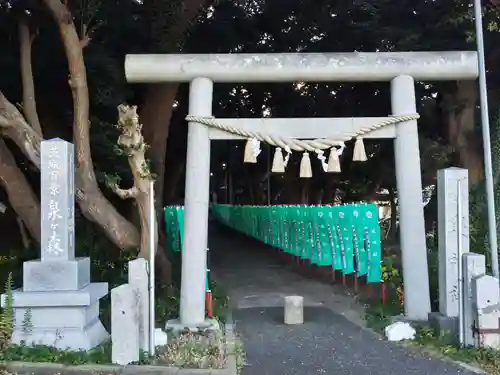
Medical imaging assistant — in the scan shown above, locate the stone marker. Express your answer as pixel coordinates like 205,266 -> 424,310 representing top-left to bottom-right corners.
24,139 -> 88,292
437,167 -> 469,318
1,138 -> 109,350
472,274 -> 500,349
463,253 -> 486,347
128,258 -> 150,353
40,138 -> 75,261
112,284 -> 140,365
284,295 -> 304,325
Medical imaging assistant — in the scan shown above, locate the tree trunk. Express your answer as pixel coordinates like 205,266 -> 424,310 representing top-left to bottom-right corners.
0,86 -> 141,252
140,84 -> 180,215
19,18 -> 42,136
140,0 -> 209,215
0,140 -> 41,243
163,159 -> 185,204
442,81 -> 483,185
39,0 -> 144,250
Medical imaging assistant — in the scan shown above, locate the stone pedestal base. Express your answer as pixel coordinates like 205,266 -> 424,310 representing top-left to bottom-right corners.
1,282 -> 109,351
165,317 -> 220,335
23,257 -> 90,292
428,312 -> 458,342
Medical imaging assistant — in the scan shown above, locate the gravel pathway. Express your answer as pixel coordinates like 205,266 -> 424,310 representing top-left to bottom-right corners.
234,306 -> 476,375
209,225 -> 481,375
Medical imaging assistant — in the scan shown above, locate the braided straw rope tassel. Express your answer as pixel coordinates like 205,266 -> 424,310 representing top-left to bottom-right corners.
185,114 -> 420,176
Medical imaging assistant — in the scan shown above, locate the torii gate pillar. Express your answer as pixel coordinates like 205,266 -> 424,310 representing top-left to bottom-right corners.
179,78 -> 214,326
391,75 -> 430,319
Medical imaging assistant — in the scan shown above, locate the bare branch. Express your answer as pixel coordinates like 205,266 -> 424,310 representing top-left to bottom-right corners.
0,91 -> 41,168
115,104 -> 157,258
43,0 -> 73,23
19,18 -> 43,136
0,139 -> 41,243
17,217 -> 31,250
108,184 -> 139,200
80,34 -> 91,48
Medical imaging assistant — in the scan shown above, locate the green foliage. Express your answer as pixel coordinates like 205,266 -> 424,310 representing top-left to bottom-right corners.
469,112 -> 500,269
411,327 -> 500,375
0,273 -> 14,351
0,342 -> 114,365
364,282 -> 500,375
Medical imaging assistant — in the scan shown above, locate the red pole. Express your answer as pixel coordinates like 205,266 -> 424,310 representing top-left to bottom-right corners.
382,283 -> 387,305
206,290 -> 213,317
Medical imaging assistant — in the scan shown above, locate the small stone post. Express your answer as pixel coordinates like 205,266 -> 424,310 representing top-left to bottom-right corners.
112,284 -> 140,365
128,258 -> 150,353
284,295 -> 304,325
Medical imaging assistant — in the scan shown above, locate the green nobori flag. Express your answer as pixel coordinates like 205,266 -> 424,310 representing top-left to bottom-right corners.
275,205 -> 285,251
289,206 -> 300,257
282,205 -> 291,253
311,206 -> 333,266
365,204 -> 382,283
325,206 -> 342,270
270,206 -> 279,248
164,206 -> 181,252
333,205 -> 355,274
263,208 -> 270,245
307,207 -> 318,264
176,205 -> 184,250
300,205 -> 311,260
352,204 -> 368,277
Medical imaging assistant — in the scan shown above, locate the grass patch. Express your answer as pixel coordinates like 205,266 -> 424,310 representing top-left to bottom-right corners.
0,341 -> 117,365
0,328 -> 245,371
158,330 -> 227,369
365,298 -> 500,375
411,327 -> 500,375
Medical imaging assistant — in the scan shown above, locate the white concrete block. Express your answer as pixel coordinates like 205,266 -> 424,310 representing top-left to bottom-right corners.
463,253 -> 486,347
284,295 -> 304,325
473,275 -> 500,349
154,328 -> 168,347
111,284 -> 140,365
128,258 -> 150,353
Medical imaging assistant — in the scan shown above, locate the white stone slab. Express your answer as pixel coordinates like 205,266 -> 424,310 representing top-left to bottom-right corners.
472,275 -> 500,349
23,257 -> 90,292
463,253 -> 486,347
128,258 -> 150,353
112,284 -> 140,365
437,167 -> 469,317
2,282 -> 108,308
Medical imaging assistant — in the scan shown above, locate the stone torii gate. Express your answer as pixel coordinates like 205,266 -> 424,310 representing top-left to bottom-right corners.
125,52 -> 479,326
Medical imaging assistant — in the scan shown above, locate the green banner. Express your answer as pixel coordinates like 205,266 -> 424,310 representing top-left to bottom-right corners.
212,203 -> 382,283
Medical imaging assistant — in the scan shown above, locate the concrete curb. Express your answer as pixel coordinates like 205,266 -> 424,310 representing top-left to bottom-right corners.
1,317 -> 238,375
224,310 -> 238,374
1,361 -> 231,375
